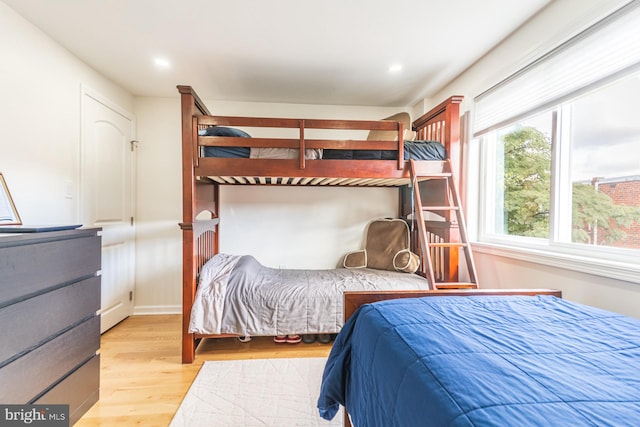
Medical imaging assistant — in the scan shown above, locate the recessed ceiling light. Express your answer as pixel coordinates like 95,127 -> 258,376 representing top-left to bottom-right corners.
154,57 -> 171,69
389,64 -> 403,73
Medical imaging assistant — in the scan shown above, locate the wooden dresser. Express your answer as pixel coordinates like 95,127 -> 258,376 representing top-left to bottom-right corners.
0,228 -> 101,425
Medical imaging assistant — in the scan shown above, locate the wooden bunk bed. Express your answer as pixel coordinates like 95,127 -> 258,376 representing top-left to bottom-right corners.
178,85 -> 470,363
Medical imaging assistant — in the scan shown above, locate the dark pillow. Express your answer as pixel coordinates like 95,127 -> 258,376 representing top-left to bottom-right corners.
201,126 -> 251,158
201,126 -> 251,138
203,146 -> 250,158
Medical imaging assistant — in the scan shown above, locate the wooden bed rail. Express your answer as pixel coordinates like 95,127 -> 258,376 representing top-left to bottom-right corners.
344,289 -> 563,321
200,115 -> 405,131
198,113 -> 408,171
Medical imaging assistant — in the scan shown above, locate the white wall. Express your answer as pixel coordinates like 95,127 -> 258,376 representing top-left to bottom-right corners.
132,97 -> 183,314
417,0 -> 640,318
0,2 -> 133,224
219,186 -> 397,269
475,252 -> 640,318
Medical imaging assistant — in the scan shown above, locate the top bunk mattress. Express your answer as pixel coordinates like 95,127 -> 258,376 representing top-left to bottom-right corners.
199,126 -> 446,161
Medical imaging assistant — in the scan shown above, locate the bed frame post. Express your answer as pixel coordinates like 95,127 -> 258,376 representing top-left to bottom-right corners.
177,85 -> 212,363
178,86 -> 197,363
444,98 -> 462,182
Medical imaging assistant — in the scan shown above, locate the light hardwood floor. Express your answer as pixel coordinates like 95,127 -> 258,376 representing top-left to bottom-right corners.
76,315 -> 332,426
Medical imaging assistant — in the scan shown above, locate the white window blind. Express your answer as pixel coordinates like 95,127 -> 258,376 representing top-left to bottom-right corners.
474,1 -> 640,136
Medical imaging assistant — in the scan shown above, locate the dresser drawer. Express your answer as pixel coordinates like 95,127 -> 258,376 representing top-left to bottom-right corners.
0,276 -> 100,366
35,354 -> 100,426
0,231 -> 101,306
0,315 -> 100,403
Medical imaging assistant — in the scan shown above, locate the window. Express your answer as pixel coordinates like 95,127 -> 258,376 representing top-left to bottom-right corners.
481,74 -> 640,251
485,110 -> 553,240
474,2 -> 640,279
564,76 -> 640,250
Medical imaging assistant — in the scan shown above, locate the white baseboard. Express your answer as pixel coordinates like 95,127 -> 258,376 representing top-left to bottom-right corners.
133,305 -> 181,315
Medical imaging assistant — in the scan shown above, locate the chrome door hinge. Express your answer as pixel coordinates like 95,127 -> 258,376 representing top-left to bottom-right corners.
130,216 -> 134,226
130,140 -> 139,151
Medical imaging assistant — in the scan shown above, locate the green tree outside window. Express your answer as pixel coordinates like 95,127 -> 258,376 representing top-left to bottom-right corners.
502,127 -> 639,245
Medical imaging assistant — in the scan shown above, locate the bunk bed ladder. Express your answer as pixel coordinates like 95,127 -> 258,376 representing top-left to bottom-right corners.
410,159 -> 479,290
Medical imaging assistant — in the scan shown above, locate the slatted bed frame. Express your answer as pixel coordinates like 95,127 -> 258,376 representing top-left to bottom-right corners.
178,85 -> 464,363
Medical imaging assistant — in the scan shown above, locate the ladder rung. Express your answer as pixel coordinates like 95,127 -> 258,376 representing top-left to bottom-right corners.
429,242 -> 467,248
424,220 -> 451,228
434,283 -> 479,289
422,206 -> 459,211
415,173 -> 452,179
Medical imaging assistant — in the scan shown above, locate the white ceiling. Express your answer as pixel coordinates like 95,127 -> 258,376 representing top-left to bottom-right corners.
4,0 -> 553,106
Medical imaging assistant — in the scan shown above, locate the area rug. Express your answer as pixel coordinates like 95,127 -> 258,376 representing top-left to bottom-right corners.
170,357 -> 343,426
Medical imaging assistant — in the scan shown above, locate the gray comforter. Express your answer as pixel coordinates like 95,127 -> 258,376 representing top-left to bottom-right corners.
189,253 -> 428,336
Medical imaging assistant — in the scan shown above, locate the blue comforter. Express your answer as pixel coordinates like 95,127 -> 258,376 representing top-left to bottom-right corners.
318,295 -> 640,426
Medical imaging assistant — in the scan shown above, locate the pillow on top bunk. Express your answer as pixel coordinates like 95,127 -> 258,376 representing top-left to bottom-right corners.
323,112 -> 415,160
367,112 -> 415,142
200,126 -> 251,158
360,112 -> 410,159
343,218 -> 420,273
200,126 -> 251,138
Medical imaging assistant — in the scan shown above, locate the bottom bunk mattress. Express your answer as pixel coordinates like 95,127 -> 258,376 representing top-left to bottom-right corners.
318,295 -> 640,426
189,253 -> 428,336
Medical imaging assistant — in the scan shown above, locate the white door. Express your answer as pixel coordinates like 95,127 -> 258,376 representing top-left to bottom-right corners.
81,88 -> 136,333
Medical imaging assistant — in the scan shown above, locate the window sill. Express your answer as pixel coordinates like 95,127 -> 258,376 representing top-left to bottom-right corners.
471,241 -> 640,285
